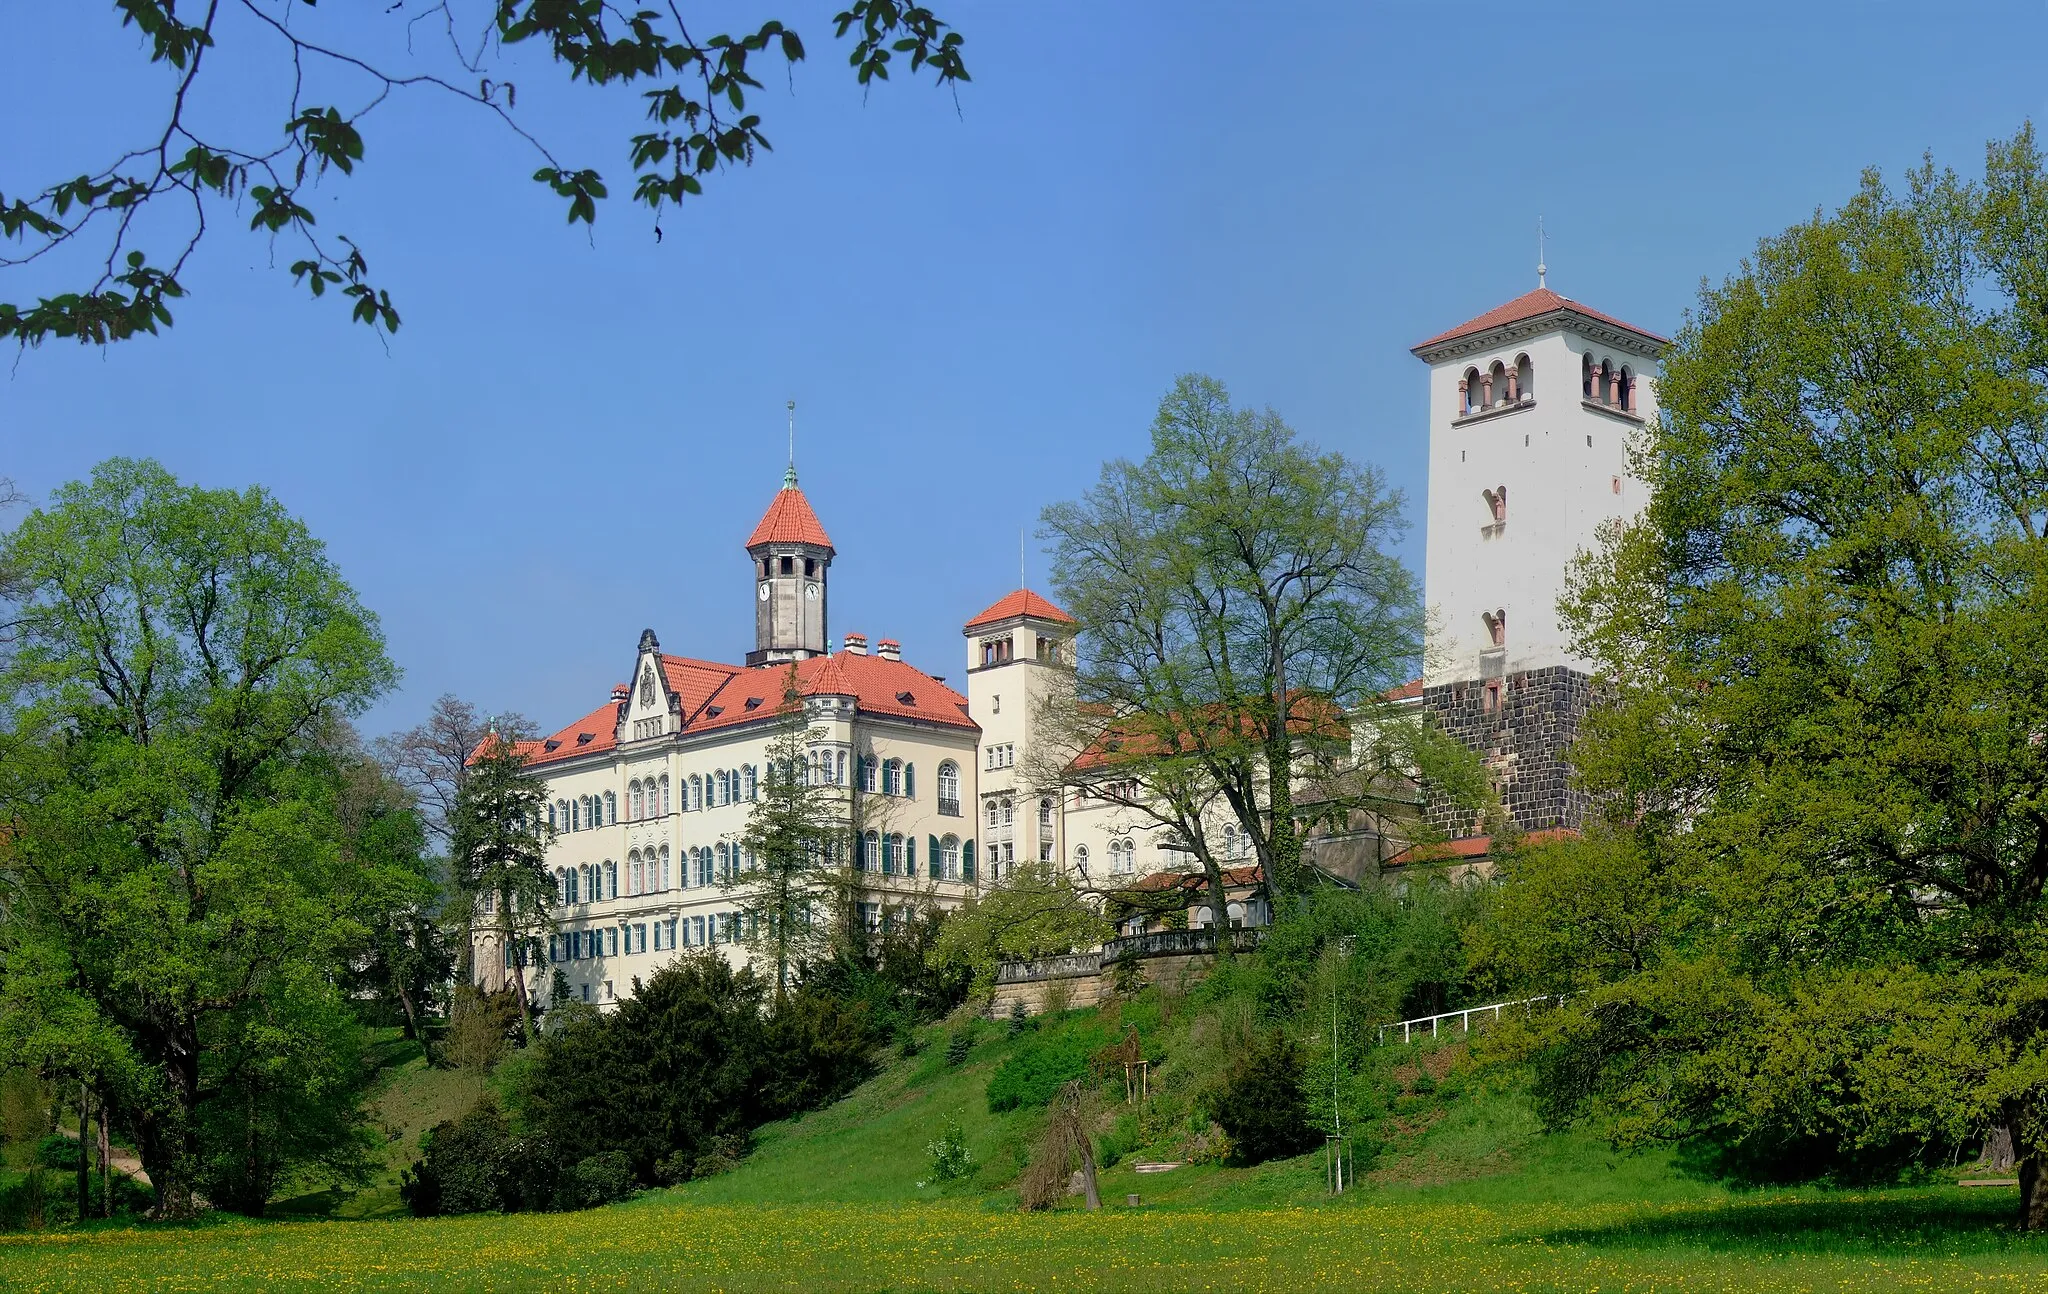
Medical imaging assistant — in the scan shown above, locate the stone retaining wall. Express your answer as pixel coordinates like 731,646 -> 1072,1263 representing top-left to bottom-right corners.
988,929 -> 1265,1018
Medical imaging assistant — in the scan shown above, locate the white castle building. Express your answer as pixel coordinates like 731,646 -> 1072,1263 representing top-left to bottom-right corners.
479,284 -> 1663,1001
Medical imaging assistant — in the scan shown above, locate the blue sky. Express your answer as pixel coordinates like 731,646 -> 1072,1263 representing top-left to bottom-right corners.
4,2 -> 2046,739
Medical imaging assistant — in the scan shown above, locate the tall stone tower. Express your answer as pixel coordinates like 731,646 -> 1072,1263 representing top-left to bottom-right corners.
745,466 -> 835,666
1410,287 -> 1665,832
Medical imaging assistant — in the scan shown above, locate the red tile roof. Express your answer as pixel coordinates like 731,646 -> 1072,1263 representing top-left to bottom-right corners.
1411,288 -> 1666,353
516,647 -> 977,768
1385,679 -> 1424,702
745,483 -> 834,551
1383,828 -> 1578,868
965,588 -> 1075,630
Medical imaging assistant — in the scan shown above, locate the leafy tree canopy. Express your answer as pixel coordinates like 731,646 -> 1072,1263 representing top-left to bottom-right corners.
0,457 -> 399,1214
1503,125 -> 2048,1227
0,2 -> 967,346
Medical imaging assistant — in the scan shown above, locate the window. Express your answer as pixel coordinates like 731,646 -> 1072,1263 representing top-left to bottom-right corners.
744,764 -> 758,800
836,750 -> 847,785
716,842 -> 731,882
1582,352 -> 1595,399
804,557 -> 816,577
605,860 -> 617,900
554,868 -> 567,905
780,555 -> 794,575
659,775 -> 671,815
657,845 -> 670,891
547,803 -> 557,831
937,761 -> 960,816
605,927 -> 618,956
1618,366 -> 1635,412
881,758 -> 901,796
689,774 -> 702,811
700,847 -> 716,888
629,851 -> 642,896
691,915 -> 705,946
1483,680 -> 1502,713
605,791 -> 616,824
1073,843 -> 1088,878
570,798 -> 581,832
882,833 -> 902,876
942,834 -> 961,880
1223,825 -> 1236,859
1515,352 -> 1534,401
653,920 -> 667,952
986,800 -> 998,831
1036,635 -> 1060,663
629,781 -> 642,820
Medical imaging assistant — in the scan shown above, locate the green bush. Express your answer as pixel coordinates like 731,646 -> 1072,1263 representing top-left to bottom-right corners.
924,1121 -> 973,1182
986,1020 -> 1112,1113
944,1026 -> 975,1067
561,1151 -> 635,1209
1214,1031 -> 1316,1166
401,1097 -> 532,1216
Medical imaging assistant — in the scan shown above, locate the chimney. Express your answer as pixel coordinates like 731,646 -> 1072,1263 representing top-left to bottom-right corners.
610,683 -> 630,703
843,632 -> 869,656
876,638 -> 902,662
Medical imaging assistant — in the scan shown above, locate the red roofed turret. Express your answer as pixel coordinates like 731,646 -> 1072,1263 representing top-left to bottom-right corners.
746,467 -> 835,666
745,475 -> 835,552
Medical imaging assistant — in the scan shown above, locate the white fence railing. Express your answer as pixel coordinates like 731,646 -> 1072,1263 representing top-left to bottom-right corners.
1374,994 -> 1571,1045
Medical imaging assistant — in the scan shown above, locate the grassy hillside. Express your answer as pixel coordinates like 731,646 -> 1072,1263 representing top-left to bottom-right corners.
8,996 -> 2047,1291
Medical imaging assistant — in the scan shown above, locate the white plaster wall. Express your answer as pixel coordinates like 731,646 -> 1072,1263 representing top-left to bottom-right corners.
1423,327 -> 1658,687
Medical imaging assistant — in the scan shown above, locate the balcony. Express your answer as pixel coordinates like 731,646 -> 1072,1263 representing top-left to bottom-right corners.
939,796 -> 961,818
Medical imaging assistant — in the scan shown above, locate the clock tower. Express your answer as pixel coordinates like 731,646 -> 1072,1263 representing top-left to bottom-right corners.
744,464 -> 835,666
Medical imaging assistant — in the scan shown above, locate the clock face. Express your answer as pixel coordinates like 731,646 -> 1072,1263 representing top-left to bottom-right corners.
758,583 -> 771,601
804,582 -> 819,601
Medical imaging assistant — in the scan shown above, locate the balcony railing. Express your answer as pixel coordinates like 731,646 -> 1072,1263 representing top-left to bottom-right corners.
939,796 -> 961,817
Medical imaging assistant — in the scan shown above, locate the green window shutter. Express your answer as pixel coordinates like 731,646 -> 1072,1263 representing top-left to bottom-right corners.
906,835 -> 917,876
962,839 -> 976,882
929,834 -> 942,880
906,764 -> 916,799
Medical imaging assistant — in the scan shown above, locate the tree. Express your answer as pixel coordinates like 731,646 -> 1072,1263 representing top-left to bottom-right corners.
1517,126 -> 2048,1227
0,3 -> 967,347
334,746 -> 454,1060
448,732 -> 555,1046
929,860 -> 1111,999
375,694 -> 531,988
1039,374 -> 1457,923
724,670 -> 845,999
0,457 -> 397,1214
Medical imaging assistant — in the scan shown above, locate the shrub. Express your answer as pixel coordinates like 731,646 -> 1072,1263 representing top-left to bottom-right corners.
945,1026 -> 975,1067
690,1132 -> 749,1179
561,1151 -> 635,1209
924,1120 -> 973,1182
1007,1000 -> 1031,1034
1214,1031 -> 1316,1166
401,1097 -> 526,1216
987,1020 -> 1113,1113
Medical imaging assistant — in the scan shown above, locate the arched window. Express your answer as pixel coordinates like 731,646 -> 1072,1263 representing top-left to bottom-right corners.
1515,353 -> 1534,401
554,868 -> 567,904
1582,352 -> 1595,399
882,758 -> 902,796
1000,798 -> 1014,826
1599,359 -> 1615,405
1039,798 -> 1053,828
808,751 -> 822,785
938,761 -> 960,815
628,781 -> 641,820
1487,359 -> 1507,408
1618,365 -> 1635,412
688,774 -> 702,811
744,764 -> 758,800
836,750 -> 847,785
605,791 -> 616,824
716,842 -> 730,881
986,800 -> 998,831
1223,825 -> 1236,859
1460,367 -> 1479,416
570,799 -> 581,832
1073,843 -> 1089,878
607,860 -> 619,899
862,830 -> 879,871
884,833 -> 904,876
942,834 -> 962,880
658,844 -> 670,891
659,775 -> 671,815
548,803 -> 558,831
629,851 -> 642,896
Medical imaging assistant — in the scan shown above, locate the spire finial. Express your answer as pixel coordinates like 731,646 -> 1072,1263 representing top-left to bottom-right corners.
784,399 -> 798,487
1537,216 -> 1547,289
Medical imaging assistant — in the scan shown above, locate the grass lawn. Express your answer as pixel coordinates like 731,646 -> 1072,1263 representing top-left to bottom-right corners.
7,1013 -> 2048,1289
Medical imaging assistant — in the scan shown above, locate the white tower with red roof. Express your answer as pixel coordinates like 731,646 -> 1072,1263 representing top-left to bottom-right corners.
745,463 -> 834,666
1409,285 -> 1665,831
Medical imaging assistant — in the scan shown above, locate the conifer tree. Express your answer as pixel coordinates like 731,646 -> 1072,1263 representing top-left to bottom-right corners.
450,735 -> 555,1045
726,669 -> 846,999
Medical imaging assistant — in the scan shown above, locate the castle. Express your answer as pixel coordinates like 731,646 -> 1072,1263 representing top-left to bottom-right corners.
475,284 -> 1664,1005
